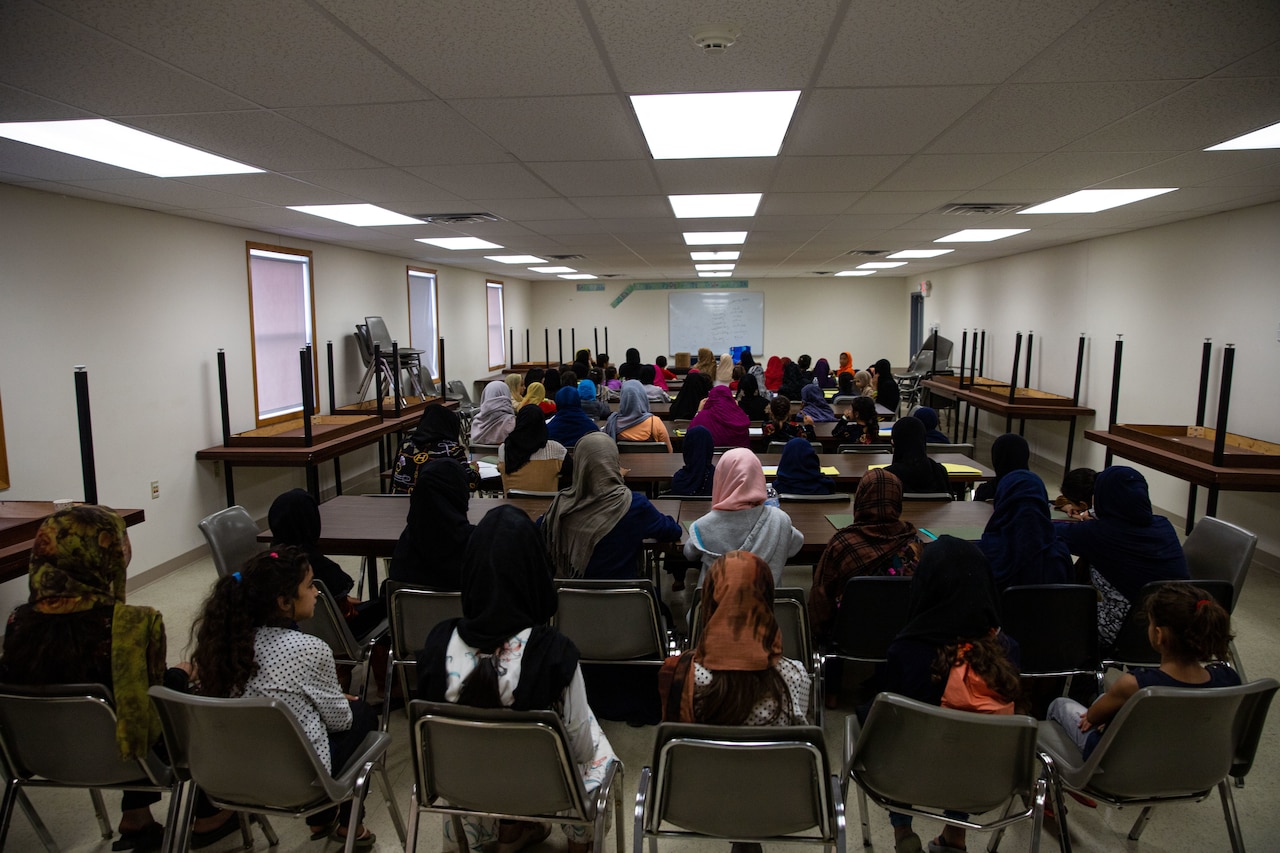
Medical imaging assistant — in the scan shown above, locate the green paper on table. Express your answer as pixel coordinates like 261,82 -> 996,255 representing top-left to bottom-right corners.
825,513 -> 854,529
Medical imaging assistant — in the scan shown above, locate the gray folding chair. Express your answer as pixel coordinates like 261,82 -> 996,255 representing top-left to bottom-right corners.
845,693 -> 1048,852
554,580 -> 675,665
618,441 -> 669,453
1036,679 -> 1279,853
365,315 -> 425,397
297,579 -> 389,704
1184,516 -> 1257,674
688,587 -> 816,670
838,444 -> 887,454
1000,585 -> 1102,697
1104,579 -> 1234,671
197,505 -> 262,578
780,492 -> 851,502
405,700 -> 624,853
925,443 -> 976,455
823,576 -> 914,666
902,492 -> 953,501
636,722 -> 844,853
0,684 -> 184,853
385,585 -> 463,723
769,440 -> 822,453
149,687 -> 403,853
354,323 -> 401,402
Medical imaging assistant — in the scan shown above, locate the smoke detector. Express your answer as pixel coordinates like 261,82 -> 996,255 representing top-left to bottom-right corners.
691,25 -> 740,53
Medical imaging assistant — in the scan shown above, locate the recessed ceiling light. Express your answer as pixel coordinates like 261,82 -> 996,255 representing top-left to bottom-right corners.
690,251 -> 741,261
485,255 -> 548,264
1205,119 -> 1280,151
695,263 -> 736,271
669,193 -> 761,218
289,204 -> 422,226
935,229 -> 1029,243
857,262 -> 907,269
630,91 -> 801,159
683,231 -> 748,246
835,270 -> 876,277
0,118 -> 262,177
886,249 -> 954,259
699,271 -> 733,278
529,266 -> 576,273
416,236 -> 503,250
1018,188 -> 1177,214
559,274 -> 597,280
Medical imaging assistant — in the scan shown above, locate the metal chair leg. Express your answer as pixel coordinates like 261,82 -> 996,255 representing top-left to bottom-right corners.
89,788 -> 112,837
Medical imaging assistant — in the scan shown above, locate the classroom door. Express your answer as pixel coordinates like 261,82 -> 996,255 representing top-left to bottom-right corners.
909,293 -> 924,358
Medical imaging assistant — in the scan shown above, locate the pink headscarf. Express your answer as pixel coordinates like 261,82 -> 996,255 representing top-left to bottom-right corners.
652,362 -> 669,390
711,448 -> 767,511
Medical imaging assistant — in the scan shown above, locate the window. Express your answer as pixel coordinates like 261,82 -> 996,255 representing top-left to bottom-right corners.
486,280 -> 505,370
246,243 -> 317,426
407,267 -> 439,379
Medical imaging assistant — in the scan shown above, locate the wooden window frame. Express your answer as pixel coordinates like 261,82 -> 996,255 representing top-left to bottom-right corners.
486,280 -> 506,371
246,242 -> 318,428
0,390 -> 8,490
407,266 -> 440,381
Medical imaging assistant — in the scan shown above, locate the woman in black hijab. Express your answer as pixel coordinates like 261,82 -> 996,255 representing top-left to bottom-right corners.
778,361 -> 806,401
390,405 -> 478,493
670,371 -> 713,420
737,373 -> 769,421
885,416 -> 950,494
389,460 -> 475,589
416,506 -> 617,853
871,358 -> 899,412
973,433 -> 1030,501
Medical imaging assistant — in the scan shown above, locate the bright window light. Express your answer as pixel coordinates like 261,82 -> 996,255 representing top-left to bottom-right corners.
290,204 -> 422,226
835,270 -> 876,277
935,229 -> 1029,242
699,271 -> 733,278
559,274 -> 597,280
683,231 -> 748,246
690,251 -> 741,261
669,193 -> 761,218
1018,188 -> 1177,214
695,263 -> 736,271
529,266 -> 576,273
0,118 -> 262,177
631,91 -> 801,159
416,237 -> 503,250
886,249 -> 953,259
857,261 -> 907,269
1205,120 -> 1280,151
485,255 -> 548,264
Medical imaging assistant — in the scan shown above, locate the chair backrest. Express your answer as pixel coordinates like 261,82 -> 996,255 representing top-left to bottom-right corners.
646,723 -> 835,840
297,579 -> 363,662
409,700 -> 589,819
838,444 -> 886,454
768,440 -> 822,453
388,586 -> 463,662
353,324 -> 374,368
672,419 -> 692,430
1183,516 -> 1257,608
198,505 -> 263,578
851,692 -> 1039,815
779,492 -> 850,503
419,374 -> 441,396
500,458 -> 562,493
830,576 -> 913,662
469,443 -> 500,457
618,440 -> 668,453
0,683 -> 168,787
1080,679 -> 1279,799
773,588 -> 813,667
148,687 -> 343,811
925,443 -> 975,455
1108,579 -> 1234,667
1000,584 -> 1099,676
364,315 -> 396,351
445,380 -> 473,406
553,580 -> 668,662
901,492 -> 952,501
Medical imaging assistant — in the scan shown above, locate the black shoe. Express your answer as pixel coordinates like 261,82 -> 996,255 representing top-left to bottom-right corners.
190,814 -> 241,849
112,822 -> 165,852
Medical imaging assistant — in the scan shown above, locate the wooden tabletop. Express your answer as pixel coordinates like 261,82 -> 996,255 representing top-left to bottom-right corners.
618,452 -> 994,486
1,504 -> 145,583
1084,429 -> 1280,491
921,377 -> 1093,420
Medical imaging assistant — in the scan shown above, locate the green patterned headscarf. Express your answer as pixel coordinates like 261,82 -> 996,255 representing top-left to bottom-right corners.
27,506 -> 163,760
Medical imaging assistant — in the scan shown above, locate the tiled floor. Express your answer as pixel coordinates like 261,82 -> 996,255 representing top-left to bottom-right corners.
4,508 -> 1278,852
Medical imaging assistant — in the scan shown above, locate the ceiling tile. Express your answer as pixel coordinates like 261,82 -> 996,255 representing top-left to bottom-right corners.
978,152 -> 1174,191
568,196 -> 671,218
787,88 -> 993,156
528,161 -> 660,197
480,198 -> 588,221
760,193 -> 863,215
652,158 -> 776,194
405,163 -> 557,200
874,153 -> 1040,192
771,156 -> 907,193
57,177 -> 273,209
279,169 -> 467,205
450,95 -> 648,162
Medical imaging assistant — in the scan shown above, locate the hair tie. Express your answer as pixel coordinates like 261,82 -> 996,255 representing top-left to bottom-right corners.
1196,598 -> 1210,610
269,551 -> 278,559
232,571 -> 242,583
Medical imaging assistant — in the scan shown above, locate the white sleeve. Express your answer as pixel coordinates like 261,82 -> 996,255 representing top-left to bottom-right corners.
559,667 -> 618,789
301,640 -> 354,732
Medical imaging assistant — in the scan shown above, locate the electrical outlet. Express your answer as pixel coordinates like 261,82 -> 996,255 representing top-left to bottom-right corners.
150,480 -> 159,500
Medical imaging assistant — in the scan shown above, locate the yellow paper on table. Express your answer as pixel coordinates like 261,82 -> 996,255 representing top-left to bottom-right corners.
942,463 -> 982,474
820,466 -> 839,475
761,466 -> 779,475
868,463 -> 888,470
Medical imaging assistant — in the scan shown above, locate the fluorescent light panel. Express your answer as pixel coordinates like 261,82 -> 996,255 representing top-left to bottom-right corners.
699,271 -> 733,278
683,231 -> 748,246
0,118 -> 262,177
529,266 -> 576,273
835,270 -> 876,277
416,237 -> 503,250
935,229 -> 1029,243
887,249 -> 953,259
669,193 -> 761,218
695,263 -> 736,271
559,274 -> 597,280
631,91 -> 801,159
857,262 -> 907,269
289,204 -> 422,226
1206,120 -> 1280,150
690,251 -> 740,261
485,255 -> 547,264
1019,188 -> 1177,214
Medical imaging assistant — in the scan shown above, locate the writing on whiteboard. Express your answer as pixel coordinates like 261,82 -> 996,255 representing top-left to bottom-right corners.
668,291 -> 763,355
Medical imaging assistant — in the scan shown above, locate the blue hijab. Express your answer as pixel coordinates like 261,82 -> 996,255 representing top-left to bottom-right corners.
978,470 -> 1073,589
578,378 -> 598,403
546,385 -> 599,448
670,426 -> 716,496
774,436 -> 835,495
800,383 -> 836,422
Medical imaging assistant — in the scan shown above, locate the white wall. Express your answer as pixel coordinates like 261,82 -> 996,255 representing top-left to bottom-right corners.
917,200 -> 1280,562
0,184 -> 529,600
526,276 -> 912,368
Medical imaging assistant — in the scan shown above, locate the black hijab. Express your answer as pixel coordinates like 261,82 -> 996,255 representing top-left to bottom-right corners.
389,460 -> 474,589
739,351 -> 756,370
897,536 -> 1001,645
671,372 -> 713,419
887,417 -> 950,494
975,432 -> 1031,501
410,405 -> 462,447
873,358 -> 899,411
268,489 -> 353,597
779,362 -> 805,400
458,505 -> 560,649
737,373 -> 768,421
670,425 -> 716,496
504,405 -> 550,473
542,368 -> 562,397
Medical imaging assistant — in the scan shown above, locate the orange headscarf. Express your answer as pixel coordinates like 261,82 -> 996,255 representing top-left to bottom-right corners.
835,351 -> 856,376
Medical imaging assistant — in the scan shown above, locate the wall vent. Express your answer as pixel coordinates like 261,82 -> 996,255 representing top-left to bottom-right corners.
846,249 -> 889,256
412,212 -> 500,225
934,203 -> 1026,216
547,254 -> 586,261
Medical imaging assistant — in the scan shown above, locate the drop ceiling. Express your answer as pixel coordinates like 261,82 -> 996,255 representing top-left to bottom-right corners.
1,0 -> 1277,280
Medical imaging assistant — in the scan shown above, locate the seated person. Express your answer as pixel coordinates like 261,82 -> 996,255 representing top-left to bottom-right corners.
670,372 -> 713,420
833,370 -> 856,402
1054,467 -> 1097,519
1054,466 -> 1188,647
604,366 -> 621,394
541,432 -> 681,579
715,353 -> 735,387
978,470 -> 1074,589
389,460 -> 475,589
737,373 -> 769,422
470,380 -> 518,445
505,371 -> 525,404
668,425 -> 716,497
639,364 -> 670,402
604,379 -> 672,451
499,404 -> 568,492
653,355 -> 675,390
833,396 -> 880,444
547,384 -> 601,448
576,378 -> 610,421
761,395 -> 816,442
912,406 -> 949,443
812,357 -> 837,389
690,385 -> 751,448
973,433 -> 1029,502
799,383 -> 837,423
520,381 -> 556,417
417,506 -> 617,853
870,358 -> 899,412
885,417 -> 949,494
853,370 -> 873,396
521,367 -> 544,398
0,507 -> 236,849
774,436 -> 836,496
390,405 -> 480,494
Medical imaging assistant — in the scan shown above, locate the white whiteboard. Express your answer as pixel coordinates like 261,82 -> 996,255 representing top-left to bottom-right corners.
668,292 -> 764,355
